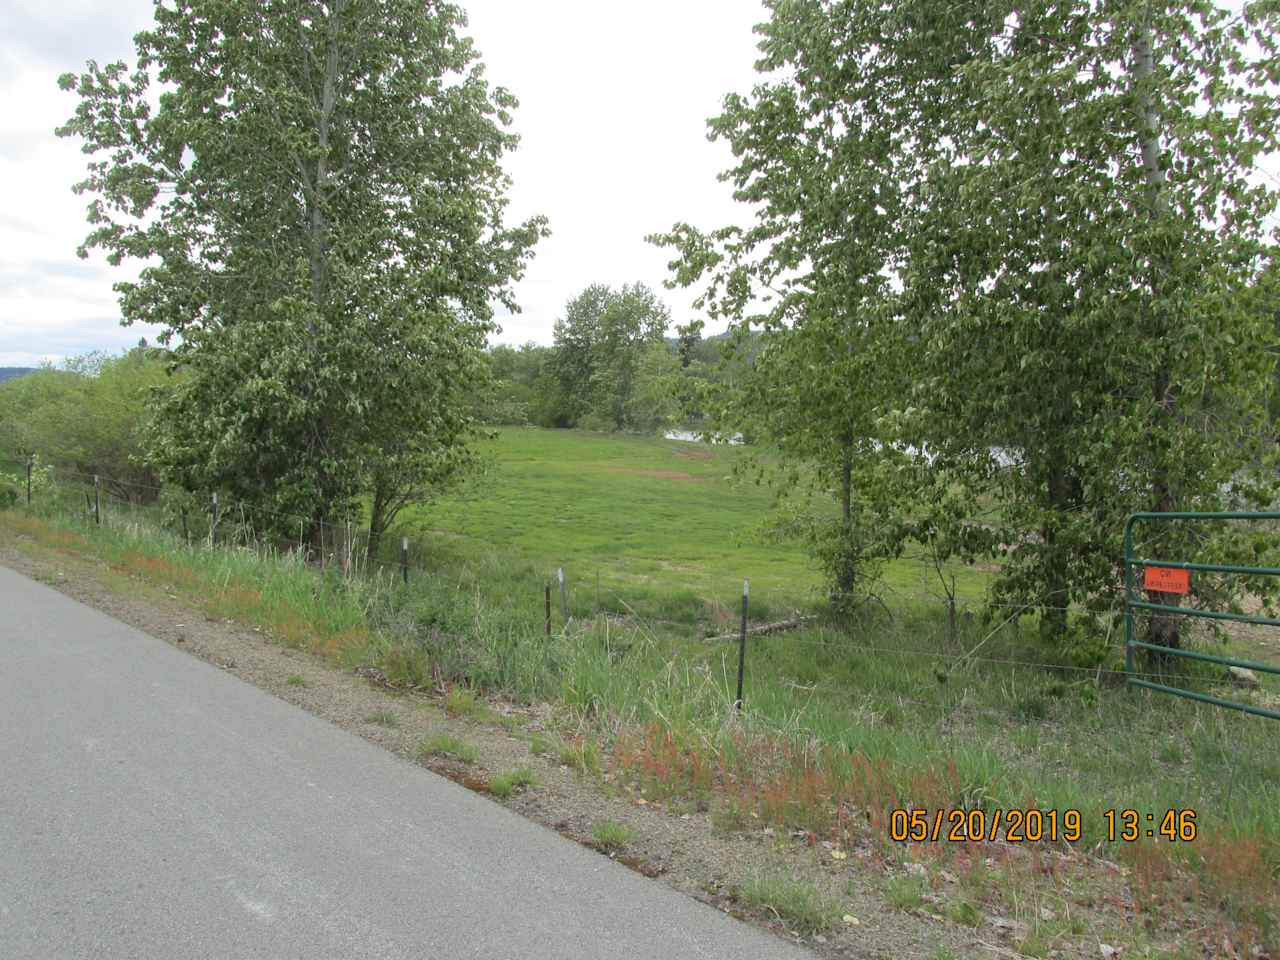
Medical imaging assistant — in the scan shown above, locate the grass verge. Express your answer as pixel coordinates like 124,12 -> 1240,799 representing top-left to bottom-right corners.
419,734 -> 479,765
739,868 -> 841,935
5,467 -> 1280,952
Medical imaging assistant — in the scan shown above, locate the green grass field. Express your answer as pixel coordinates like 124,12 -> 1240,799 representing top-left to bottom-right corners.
7,427 -> 1280,949
401,427 -> 989,612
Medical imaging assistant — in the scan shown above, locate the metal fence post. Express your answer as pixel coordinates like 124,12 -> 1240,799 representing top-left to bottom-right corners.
93,475 -> 100,525
545,584 -> 552,637
401,536 -> 409,585
735,578 -> 749,711
26,456 -> 32,506
558,567 -> 568,622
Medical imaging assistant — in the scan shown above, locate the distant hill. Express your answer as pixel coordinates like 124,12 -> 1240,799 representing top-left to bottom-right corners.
0,368 -> 36,384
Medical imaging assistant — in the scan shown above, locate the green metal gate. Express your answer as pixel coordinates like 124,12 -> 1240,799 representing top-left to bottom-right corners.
1123,511 -> 1280,721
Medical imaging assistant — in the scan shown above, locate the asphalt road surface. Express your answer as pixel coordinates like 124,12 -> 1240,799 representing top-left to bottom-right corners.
0,564 -> 812,960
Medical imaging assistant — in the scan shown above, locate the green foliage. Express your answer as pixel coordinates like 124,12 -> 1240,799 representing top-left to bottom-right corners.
541,283 -> 673,431
483,343 -> 549,425
0,349 -> 169,499
488,766 -> 537,799
738,868 -> 841,934
57,0 -> 546,549
653,0 -> 1280,643
884,874 -> 927,912
418,734 -> 479,765
590,819 -> 632,850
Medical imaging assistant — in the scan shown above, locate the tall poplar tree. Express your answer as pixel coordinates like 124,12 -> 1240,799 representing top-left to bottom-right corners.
57,0 -> 546,552
657,0 -> 1280,647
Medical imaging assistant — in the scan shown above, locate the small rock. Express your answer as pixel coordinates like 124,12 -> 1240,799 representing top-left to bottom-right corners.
842,915 -> 860,926
1228,666 -> 1260,690
814,935 -> 827,944
904,862 -> 927,878
1039,906 -> 1056,921
1100,945 -> 1120,959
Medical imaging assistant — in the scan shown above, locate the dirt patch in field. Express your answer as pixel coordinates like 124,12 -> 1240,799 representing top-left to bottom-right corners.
1,526 -> 1223,960
603,467 -> 707,482
672,446 -> 716,462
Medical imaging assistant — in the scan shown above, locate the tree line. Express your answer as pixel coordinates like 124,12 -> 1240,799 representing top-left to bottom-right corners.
30,0 -> 1280,659
481,282 -> 729,432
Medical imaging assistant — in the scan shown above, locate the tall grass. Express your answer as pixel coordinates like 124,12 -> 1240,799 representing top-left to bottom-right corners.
5,482 -> 1279,943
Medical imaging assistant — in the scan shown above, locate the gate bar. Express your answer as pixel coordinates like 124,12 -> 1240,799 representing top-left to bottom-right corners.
1127,639 -> 1280,675
1128,678 -> 1280,721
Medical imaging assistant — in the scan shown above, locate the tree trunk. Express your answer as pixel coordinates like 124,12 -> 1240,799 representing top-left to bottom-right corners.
834,435 -> 856,600
1134,20 -> 1181,651
367,480 -> 389,568
1041,464 -> 1070,643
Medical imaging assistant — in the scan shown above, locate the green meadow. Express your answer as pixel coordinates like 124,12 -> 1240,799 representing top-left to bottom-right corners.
6,426 -> 1279,947
401,427 -> 988,612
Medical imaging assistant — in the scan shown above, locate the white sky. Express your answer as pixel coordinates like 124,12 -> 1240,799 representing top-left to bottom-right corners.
0,0 -> 768,365
4,3 -> 1275,368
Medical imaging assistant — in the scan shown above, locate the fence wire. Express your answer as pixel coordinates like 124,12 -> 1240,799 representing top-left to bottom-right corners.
6,458 -> 1274,695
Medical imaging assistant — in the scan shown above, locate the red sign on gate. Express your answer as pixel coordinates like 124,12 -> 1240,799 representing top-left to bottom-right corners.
1144,566 -> 1191,595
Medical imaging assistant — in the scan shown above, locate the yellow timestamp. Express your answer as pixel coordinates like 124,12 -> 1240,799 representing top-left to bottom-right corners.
1103,808 -> 1197,843
890,808 -> 1084,844
887,807 -> 1199,844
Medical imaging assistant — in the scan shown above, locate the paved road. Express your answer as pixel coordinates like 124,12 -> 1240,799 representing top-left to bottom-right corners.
0,565 -> 811,960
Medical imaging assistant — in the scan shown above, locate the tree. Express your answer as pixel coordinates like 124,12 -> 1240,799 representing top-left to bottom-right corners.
625,340 -> 682,433
650,0 -> 928,604
544,283 -> 672,430
656,0 -> 1280,648
0,348 -> 169,501
57,0 -> 546,552
484,342 -> 549,425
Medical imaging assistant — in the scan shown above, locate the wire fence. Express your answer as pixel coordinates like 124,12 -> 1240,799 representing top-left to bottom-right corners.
3,454 -> 1271,702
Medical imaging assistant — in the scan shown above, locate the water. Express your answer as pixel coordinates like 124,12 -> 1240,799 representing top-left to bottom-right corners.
664,429 -> 744,445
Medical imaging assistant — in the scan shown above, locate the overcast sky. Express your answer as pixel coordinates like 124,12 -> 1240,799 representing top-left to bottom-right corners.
4,3 -> 1276,367
0,0 -> 767,366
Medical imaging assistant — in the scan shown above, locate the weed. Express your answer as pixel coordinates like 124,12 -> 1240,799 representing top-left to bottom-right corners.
1018,930 -> 1050,958
710,798 -> 751,835
365,710 -> 399,728
738,868 -> 840,935
558,737 -> 602,776
445,686 -> 480,719
945,899 -> 982,928
529,734 -> 552,756
489,767 -> 537,799
1157,741 -> 1184,765
419,734 -> 478,765
286,674 -> 306,686
885,874 -> 926,912
591,819 -> 632,850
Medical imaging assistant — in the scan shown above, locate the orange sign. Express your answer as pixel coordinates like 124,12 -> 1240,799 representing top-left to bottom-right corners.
1144,566 -> 1190,595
